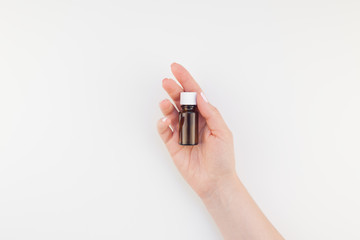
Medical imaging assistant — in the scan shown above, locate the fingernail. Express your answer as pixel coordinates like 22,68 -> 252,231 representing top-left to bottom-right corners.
162,117 -> 168,122
201,92 -> 208,103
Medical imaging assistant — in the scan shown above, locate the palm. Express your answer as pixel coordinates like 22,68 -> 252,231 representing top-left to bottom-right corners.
173,130 -> 217,194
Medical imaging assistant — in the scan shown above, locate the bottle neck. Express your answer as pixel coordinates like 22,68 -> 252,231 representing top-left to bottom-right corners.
181,105 -> 197,111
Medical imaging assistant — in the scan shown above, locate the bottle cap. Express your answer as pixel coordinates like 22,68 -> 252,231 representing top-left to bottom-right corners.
180,92 -> 197,105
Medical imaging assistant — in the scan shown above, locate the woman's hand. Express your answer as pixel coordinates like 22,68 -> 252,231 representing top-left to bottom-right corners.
157,63 -> 236,199
157,63 -> 284,240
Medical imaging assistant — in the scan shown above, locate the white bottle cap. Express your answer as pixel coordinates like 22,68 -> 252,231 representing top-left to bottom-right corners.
180,92 -> 197,105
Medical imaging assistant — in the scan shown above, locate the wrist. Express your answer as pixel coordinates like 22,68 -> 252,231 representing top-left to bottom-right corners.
200,172 -> 243,207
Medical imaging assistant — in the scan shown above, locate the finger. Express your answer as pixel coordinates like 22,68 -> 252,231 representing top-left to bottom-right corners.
171,63 -> 202,92
196,92 -> 231,137
159,99 -> 179,131
157,117 -> 173,144
162,78 -> 183,110
157,117 -> 181,155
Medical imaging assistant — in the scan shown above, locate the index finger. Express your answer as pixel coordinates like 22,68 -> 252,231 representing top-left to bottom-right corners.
171,63 -> 203,92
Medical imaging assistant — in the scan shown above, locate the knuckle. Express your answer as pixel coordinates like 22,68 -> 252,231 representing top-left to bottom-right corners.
157,119 -> 162,129
228,130 -> 233,139
224,128 -> 233,140
211,106 -> 220,115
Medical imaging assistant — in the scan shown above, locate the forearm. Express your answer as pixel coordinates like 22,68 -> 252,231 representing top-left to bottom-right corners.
201,175 -> 284,240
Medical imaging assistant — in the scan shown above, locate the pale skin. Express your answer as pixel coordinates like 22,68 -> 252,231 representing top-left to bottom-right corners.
157,63 -> 284,240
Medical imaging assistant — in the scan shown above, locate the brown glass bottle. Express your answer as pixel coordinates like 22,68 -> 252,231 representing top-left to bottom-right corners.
179,105 -> 198,145
179,92 -> 198,145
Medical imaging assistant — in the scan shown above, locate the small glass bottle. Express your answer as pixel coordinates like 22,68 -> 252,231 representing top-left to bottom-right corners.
179,92 -> 198,145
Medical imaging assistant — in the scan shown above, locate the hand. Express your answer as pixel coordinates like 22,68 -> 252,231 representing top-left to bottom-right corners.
157,63 -> 284,240
157,63 -> 236,199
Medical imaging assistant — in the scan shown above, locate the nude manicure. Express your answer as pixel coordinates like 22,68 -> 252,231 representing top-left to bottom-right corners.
200,92 -> 208,103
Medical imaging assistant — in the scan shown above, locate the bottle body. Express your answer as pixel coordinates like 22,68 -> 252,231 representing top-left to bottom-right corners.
179,105 -> 198,145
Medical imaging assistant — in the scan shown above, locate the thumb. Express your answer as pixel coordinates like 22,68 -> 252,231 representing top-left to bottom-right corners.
197,92 -> 230,136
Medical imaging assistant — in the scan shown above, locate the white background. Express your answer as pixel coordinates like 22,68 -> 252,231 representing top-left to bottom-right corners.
0,0 -> 359,239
